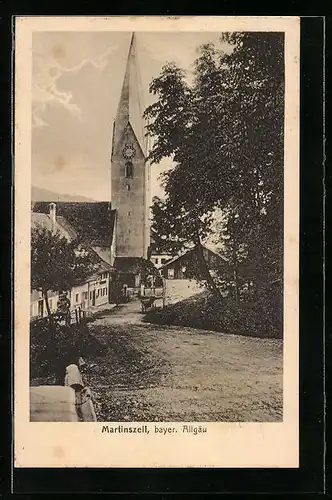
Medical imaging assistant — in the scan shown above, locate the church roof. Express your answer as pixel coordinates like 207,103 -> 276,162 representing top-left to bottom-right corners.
112,33 -> 146,156
32,202 -> 116,247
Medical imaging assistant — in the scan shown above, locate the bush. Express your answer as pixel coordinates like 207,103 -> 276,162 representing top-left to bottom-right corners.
143,292 -> 223,331
30,320 -> 108,384
143,291 -> 282,339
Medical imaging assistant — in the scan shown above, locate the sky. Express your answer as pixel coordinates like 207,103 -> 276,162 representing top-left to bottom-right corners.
31,31 -> 228,202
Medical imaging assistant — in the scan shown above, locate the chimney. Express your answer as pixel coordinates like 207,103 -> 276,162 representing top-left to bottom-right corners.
49,202 -> 56,231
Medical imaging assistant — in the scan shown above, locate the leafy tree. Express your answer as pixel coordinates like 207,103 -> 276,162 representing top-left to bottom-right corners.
145,32 -> 284,301
31,225 -> 99,317
215,206 -> 246,304
150,196 -> 188,254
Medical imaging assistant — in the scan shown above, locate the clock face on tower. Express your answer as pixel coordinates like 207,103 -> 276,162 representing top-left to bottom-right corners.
122,144 -> 136,160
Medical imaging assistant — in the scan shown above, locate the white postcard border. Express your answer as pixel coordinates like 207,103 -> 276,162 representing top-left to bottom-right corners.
14,15 -> 300,468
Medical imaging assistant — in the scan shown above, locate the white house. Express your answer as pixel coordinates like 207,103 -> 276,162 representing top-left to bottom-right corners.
150,252 -> 173,269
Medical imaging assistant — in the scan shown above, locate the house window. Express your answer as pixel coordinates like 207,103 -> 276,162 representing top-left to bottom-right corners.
155,258 -> 159,264
126,184 -> 131,191
90,291 -> 92,300
84,292 -> 88,300
161,258 -> 166,264
76,293 -> 79,303
125,161 -> 133,178
49,299 -> 52,310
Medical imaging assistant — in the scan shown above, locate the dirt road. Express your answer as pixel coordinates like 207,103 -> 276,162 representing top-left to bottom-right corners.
85,301 -> 283,422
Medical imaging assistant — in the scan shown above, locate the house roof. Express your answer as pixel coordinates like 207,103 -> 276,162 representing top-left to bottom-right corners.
31,212 -> 53,231
160,245 -> 227,269
85,252 -> 114,282
31,213 -> 79,240
31,205 -> 116,287
32,202 -> 116,247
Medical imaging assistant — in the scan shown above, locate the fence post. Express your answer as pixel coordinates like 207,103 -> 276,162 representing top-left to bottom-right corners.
75,308 -> 78,325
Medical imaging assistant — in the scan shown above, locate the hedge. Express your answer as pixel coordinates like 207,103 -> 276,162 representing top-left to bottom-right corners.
143,291 -> 282,339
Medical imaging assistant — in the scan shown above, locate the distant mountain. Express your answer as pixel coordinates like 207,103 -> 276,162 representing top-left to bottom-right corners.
31,185 -> 97,203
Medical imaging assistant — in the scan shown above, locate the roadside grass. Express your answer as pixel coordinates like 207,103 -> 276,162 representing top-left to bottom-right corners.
30,320 -> 108,385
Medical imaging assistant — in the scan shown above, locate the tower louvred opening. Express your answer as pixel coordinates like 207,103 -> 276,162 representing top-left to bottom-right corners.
125,161 -> 134,178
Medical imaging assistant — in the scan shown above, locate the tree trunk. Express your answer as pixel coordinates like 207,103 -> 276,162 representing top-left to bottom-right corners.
43,289 -> 51,315
232,244 -> 240,305
42,289 -> 53,325
194,235 -> 223,302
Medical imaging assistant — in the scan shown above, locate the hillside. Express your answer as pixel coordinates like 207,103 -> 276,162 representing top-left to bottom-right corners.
31,185 -> 96,203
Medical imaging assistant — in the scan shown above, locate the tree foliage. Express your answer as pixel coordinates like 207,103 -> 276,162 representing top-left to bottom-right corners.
31,225 -> 99,315
145,32 -> 284,300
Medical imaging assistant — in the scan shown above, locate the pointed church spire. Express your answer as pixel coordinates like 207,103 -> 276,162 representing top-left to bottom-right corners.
112,32 -> 146,156
129,31 -> 135,49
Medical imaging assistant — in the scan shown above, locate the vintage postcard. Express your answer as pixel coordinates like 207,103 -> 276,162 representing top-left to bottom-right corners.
14,16 -> 300,468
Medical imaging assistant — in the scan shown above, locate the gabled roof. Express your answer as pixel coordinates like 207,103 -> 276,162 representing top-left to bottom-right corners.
112,33 -> 146,156
32,202 -> 116,247
160,245 -> 227,269
31,208 -> 116,286
85,250 -> 115,282
31,213 -> 78,241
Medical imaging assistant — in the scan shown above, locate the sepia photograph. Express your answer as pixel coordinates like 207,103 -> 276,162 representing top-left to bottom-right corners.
15,16 -> 299,468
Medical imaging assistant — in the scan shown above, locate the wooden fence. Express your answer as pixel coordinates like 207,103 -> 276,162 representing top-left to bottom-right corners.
31,307 -> 88,328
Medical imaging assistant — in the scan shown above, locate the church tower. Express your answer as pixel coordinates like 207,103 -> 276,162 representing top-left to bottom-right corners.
111,33 -> 150,260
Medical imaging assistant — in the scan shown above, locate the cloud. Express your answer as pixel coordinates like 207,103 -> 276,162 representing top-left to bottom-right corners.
32,43 -> 118,128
